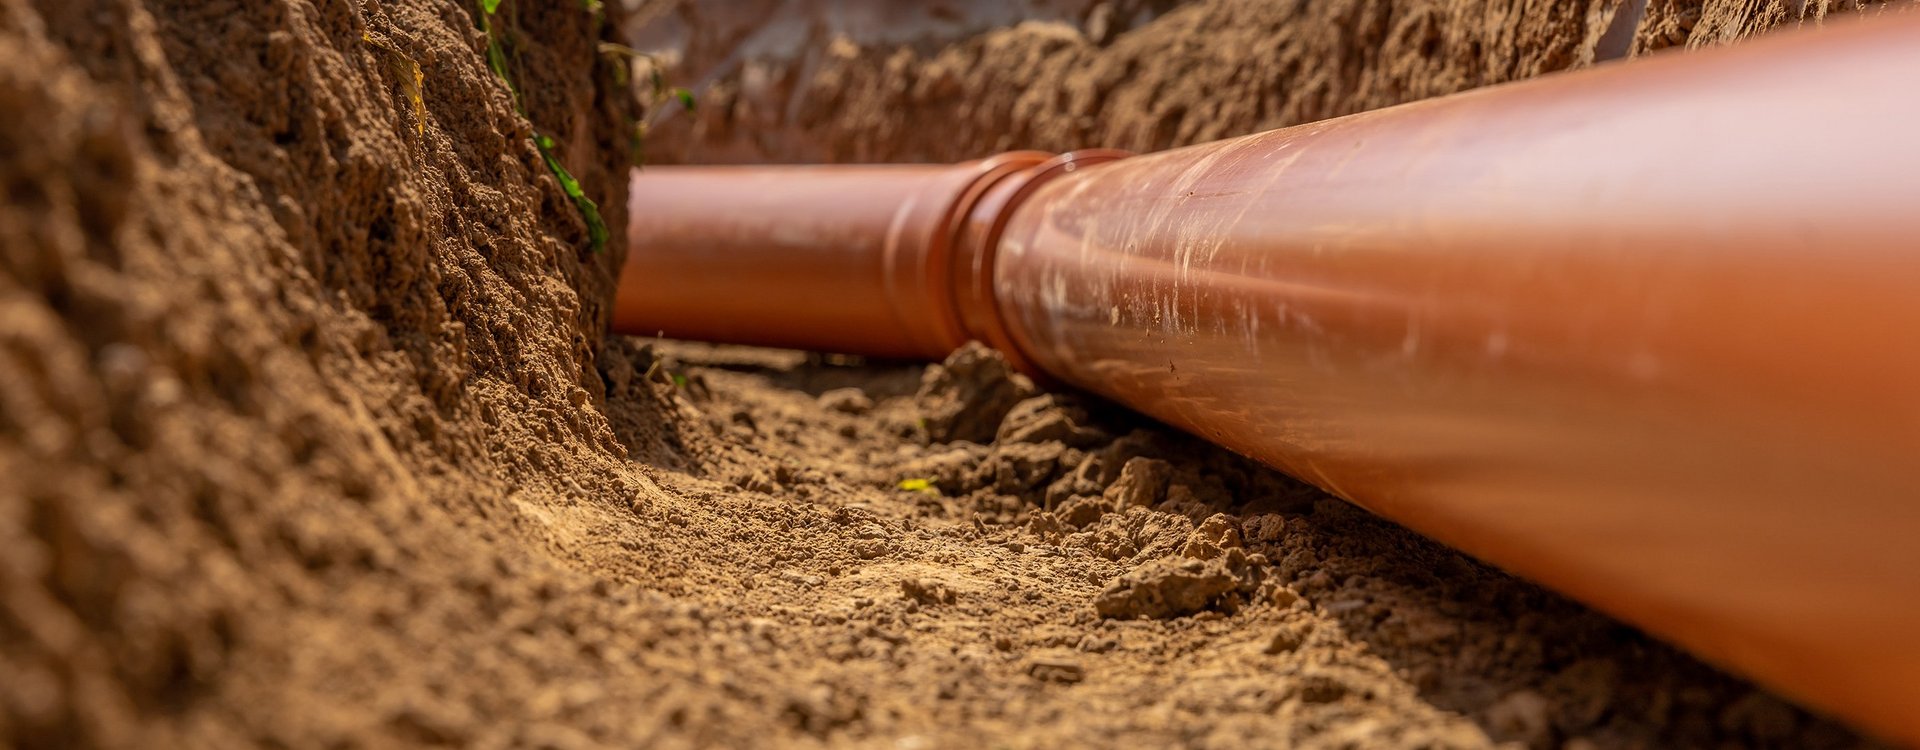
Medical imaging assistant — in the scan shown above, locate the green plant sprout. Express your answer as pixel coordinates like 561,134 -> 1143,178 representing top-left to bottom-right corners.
598,41 -> 696,166
596,41 -> 697,114
477,0 -> 609,253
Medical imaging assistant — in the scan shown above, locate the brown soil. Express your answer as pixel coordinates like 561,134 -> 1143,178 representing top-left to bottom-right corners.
636,0 -> 1916,165
1,0 -> 1910,748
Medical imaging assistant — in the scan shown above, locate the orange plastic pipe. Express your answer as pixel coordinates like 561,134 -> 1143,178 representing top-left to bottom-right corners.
617,13 -> 1920,742
613,153 -> 1052,359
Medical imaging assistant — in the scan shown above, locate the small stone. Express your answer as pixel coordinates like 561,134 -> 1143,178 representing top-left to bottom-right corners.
1293,673 -> 1349,704
1484,689 -> 1553,748
818,387 -> 875,415
1025,655 -> 1086,684
1085,2 -> 1115,45
778,570 -> 825,588
1077,634 -> 1118,654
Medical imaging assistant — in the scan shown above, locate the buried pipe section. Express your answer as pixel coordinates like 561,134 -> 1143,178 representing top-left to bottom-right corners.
616,13 -> 1920,742
612,152 -> 1053,359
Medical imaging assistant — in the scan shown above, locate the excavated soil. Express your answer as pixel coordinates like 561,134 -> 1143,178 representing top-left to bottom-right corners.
635,0 -> 1917,164
2,0 -> 1913,748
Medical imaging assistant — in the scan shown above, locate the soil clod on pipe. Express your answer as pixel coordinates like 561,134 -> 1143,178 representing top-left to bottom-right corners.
616,13 -> 1920,743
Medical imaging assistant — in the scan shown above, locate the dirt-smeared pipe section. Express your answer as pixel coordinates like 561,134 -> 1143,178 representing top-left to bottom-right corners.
618,14 -> 1920,742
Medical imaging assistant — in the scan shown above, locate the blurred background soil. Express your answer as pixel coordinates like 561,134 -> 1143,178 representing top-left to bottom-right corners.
0,0 -> 1912,747
626,0 -> 1915,164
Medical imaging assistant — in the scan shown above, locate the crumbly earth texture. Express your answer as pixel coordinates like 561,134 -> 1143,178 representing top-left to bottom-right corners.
635,0 -> 1918,164
0,0 -> 1909,748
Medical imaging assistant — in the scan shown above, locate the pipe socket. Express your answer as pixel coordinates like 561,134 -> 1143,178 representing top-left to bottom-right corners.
615,150 -> 1123,360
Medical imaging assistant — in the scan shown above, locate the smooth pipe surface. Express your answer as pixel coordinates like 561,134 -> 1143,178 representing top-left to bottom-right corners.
617,154 -> 1047,358
994,13 -> 1920,742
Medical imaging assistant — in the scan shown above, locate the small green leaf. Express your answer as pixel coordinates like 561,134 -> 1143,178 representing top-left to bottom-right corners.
670,373 -> 688,389
897,478 -> 940,496
671,87 -> 695,112
533,134 -> 608,253
477,9 -> 514,101
474,0 -> 605,253
486,40 -> 513,94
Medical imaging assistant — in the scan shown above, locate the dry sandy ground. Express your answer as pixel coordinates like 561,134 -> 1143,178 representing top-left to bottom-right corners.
1,0 -> 1912,747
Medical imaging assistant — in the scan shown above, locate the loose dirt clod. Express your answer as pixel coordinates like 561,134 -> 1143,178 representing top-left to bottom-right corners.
998,393 -> 1108,447
1104,456 -> 1172,508
914,341 -> 1035,444
1181,513 -> 1247,560
1095,554 -> 1247,619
